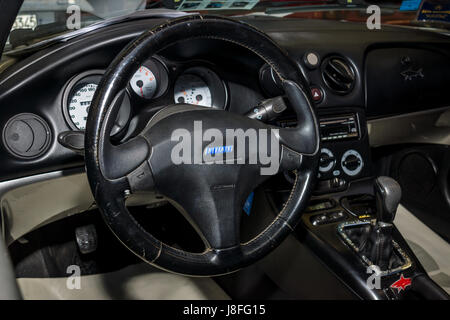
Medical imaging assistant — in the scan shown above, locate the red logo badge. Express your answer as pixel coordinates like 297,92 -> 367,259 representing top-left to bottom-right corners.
390,274 -> 412,293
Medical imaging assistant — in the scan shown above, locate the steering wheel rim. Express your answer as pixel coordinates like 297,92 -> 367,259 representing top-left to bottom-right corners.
85,15 -> 320,276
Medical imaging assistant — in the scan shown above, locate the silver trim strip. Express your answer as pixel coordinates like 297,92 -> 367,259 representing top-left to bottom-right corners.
0,168 -> 84,199
367,106 -> 450,147
337,220 -> 413,277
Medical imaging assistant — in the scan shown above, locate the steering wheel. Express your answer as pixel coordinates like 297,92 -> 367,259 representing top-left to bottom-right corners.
85,15 -> 320,276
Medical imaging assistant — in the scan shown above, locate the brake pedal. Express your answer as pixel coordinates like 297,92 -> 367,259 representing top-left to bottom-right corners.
75,224 -> 98,254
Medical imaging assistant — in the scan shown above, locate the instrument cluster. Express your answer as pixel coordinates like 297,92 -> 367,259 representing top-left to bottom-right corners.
61,57 -> 228,136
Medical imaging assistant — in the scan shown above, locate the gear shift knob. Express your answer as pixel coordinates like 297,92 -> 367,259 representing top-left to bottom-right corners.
375,176 -> 402,224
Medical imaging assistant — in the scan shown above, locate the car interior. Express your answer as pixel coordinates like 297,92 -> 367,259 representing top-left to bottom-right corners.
0,0 -> 449,301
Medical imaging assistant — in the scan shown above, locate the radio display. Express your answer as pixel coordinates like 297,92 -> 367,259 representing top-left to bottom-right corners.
319,114 -> 359,141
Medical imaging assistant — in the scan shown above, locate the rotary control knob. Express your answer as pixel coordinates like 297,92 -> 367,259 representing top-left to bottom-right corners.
319,148 -> 335,173
341,150 -> 363,176
343,155 -> 360,170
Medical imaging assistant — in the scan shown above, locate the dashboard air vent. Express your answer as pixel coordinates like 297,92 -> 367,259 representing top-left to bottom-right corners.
321,56 -> 355,95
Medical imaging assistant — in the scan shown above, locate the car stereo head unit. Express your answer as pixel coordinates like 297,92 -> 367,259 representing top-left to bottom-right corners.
319,114 -> 359,141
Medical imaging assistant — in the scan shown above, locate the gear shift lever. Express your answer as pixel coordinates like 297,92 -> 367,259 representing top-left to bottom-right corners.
347,177 -> 403,271
364,176 -> 402,270
375,176 -> 402,225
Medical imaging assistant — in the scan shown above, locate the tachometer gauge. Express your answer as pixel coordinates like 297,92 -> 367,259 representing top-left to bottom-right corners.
68,83 -> 97,130
130,66 -> 158,99
174,74 -> 213,107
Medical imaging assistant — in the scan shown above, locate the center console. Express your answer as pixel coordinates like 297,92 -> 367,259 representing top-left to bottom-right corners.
281,106 -> 371,194
274,106 -> 448,300
315,108 -> 372,194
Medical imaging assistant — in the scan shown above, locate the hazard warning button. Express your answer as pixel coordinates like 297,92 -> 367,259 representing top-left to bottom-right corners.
310,86 -> 323,103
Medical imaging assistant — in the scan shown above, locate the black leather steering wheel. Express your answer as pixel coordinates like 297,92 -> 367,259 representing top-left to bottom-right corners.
85,15 -> 320,276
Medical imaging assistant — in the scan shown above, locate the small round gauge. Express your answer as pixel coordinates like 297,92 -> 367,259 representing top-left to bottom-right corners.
68,82 -> 97,130
130,66 -> 158,99
174,74 -> 213,107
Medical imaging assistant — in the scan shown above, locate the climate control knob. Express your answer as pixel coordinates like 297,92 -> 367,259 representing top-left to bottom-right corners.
341,149 -> 363,176
319,148 -> 335,173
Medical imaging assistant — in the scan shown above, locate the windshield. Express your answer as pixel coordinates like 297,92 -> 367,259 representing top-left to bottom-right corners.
4,0 -> 450,53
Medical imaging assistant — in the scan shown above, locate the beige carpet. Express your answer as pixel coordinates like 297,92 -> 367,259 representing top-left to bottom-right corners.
17,263 -> 229,300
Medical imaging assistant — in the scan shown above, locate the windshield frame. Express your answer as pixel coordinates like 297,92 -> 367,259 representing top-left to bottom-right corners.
3,0 -> 450,56
4,8 -> 190,56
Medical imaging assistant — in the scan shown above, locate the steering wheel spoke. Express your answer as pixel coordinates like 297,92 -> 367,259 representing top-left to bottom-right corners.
100,135 -> 151,181
180,182 -> 243,250
278,145 -> 304,172
277,80 -> 320,156
125,158 -> 155,194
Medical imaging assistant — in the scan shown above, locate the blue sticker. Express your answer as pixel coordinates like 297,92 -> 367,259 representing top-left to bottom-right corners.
243,192 -> 254,216
416,1 -> 450,24
400,0 -> 422,11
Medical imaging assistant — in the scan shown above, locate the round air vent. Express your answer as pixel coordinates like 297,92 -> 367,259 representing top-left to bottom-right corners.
321,56 -> 356,95
2,113 -> 51,159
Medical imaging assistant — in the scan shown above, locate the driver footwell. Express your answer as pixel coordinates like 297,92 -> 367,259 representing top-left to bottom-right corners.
9,205 -> 228,299
17,263 -> 229,300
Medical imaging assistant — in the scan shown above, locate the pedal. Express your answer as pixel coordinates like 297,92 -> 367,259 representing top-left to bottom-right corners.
75,224 -> 98,254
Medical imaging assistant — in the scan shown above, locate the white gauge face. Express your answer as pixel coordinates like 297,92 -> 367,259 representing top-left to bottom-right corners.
174,74 -> 212,107
68,83 -> 97,130
130,66 -> 157,99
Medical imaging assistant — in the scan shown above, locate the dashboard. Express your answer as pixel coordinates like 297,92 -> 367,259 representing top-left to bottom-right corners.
0,16 -> 449,184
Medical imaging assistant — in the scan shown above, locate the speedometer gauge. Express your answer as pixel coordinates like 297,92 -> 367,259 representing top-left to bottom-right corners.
63,70 -> 131,136
130,66 -> 158,99
68,83 -> 97,130
174,74 -> 212,107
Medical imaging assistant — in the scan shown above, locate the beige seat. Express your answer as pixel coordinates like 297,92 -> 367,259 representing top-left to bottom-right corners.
395,205 -> 450,294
